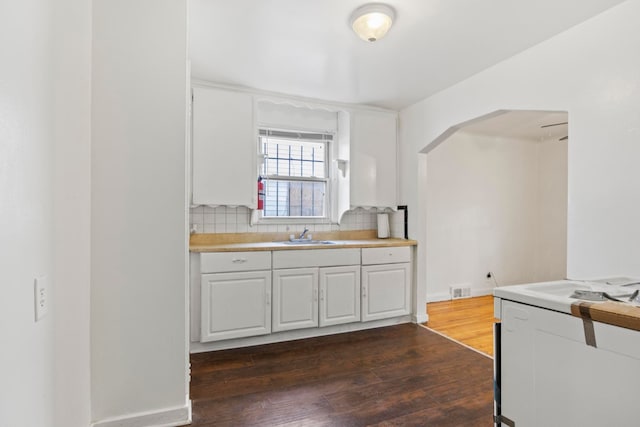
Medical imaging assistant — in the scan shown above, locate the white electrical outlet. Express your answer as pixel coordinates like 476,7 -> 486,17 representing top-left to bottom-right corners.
34,276 -> 48,321
486,271 -> 496,288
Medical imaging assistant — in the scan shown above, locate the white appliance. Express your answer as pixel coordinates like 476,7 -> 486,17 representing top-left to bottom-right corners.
493,279 -> 640,427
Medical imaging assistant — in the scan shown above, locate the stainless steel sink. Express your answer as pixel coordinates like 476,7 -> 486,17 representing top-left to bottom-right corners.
283,239 -> 336,245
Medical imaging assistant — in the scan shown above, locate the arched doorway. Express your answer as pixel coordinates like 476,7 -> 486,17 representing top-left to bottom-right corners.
423,110 -> 568,354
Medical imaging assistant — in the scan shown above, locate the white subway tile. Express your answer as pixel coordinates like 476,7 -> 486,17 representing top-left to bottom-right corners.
236,212 -> 248,225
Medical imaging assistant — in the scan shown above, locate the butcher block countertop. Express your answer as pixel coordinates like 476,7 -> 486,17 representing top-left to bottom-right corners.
190,230 -> 417,253
571,301 -> 640,332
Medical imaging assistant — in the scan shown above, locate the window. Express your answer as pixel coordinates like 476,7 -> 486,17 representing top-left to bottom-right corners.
259,129 -> 332,218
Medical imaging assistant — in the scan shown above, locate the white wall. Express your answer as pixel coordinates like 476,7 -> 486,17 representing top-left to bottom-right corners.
91,0 -> 190,425
536,138 -> 568,282
52,0 -> 93,425
0,1 -> 56,425
0,0 -> 92,425
2,0 -> 93,425
425,132 -> 567,301
400,1 -> 640,311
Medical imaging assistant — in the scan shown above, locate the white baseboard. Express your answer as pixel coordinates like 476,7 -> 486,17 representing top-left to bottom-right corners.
426,287 -> 494,303
426,291 -> 451,303
92,401 -> 191,427
413,313 -> 428,323
191,316 -> 412,353
471,286 -> 495,298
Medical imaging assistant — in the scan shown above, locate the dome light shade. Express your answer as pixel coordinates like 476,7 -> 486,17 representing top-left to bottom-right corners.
350,4 -> 395,42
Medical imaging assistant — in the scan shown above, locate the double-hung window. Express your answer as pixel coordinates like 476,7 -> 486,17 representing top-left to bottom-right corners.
259,129 -> 332,218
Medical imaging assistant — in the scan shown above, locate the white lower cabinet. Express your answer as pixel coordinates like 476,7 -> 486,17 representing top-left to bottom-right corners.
361,247 -> 411,321
319,266 -> 361,327
197,246 -> 413,345
200,270 -> 272,342
272,268 -> 319,332
498,299 -> 640,427
273,265 -> 361,332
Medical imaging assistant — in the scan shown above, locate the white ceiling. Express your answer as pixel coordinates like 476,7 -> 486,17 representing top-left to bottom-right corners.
189,0 -> 625,110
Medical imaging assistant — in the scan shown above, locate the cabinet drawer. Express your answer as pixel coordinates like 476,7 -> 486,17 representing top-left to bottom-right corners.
361,246 -> 410,265
201,251 -> 271,273
272,248 -> 361,269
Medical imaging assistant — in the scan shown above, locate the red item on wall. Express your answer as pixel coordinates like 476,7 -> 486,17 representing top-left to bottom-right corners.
257,177 -> 264,210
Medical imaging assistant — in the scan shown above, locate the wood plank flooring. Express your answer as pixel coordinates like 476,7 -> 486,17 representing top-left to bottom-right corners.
425,296 -> 498,357
189,324 -> 494,426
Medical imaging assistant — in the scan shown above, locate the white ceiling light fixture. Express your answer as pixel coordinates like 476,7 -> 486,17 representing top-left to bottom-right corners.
350,3 -> 395,43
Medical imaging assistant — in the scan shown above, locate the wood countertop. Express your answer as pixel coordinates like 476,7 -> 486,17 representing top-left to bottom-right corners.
190,230 -> 417,253
571,300 -> 640,332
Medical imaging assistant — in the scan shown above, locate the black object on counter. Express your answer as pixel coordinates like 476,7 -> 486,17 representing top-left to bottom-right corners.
397,205 -> 408,239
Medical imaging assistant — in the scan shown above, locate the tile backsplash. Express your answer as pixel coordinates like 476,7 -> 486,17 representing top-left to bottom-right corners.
190,206 -> 405,238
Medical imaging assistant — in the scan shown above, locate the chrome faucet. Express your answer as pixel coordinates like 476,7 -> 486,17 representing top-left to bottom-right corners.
298,227 -> 310,240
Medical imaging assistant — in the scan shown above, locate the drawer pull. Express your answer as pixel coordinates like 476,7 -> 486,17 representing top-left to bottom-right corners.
231,258 -> 248,264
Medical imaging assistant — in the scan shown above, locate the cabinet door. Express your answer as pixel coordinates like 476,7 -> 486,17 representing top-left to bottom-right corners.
350,110 -> 397,208
200,271 -> 271,342
319,265 -> 361,327
361,263 -> 410,321
192,86 -> 255,206
272,268 -> 319,332
499,300 -> 640,427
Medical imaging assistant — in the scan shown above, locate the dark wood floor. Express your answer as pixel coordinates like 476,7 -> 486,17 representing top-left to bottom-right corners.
189,324 -> 494,426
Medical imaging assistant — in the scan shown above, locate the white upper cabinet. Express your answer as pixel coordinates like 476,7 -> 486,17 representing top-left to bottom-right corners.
191,84 -> 398,212
191,86 -> 256,207
349,110 -> 398,209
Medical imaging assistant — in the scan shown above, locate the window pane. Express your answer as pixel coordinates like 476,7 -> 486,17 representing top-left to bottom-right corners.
263,179 -> 325,217
261,137 -> 326,179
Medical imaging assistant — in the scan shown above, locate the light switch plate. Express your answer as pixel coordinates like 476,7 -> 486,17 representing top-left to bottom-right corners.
34,276 -> 48,322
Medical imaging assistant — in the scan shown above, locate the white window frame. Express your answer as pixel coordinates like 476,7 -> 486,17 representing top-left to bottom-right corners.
257,128 -> 334,224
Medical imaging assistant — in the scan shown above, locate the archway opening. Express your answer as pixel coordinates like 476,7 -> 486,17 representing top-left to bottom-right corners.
423,110 -> 568,355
